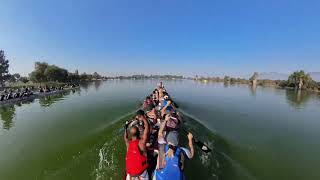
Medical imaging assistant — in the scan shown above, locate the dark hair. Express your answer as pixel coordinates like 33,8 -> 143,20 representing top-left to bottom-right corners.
130,126 -> 140,138
136,109 -> 145,116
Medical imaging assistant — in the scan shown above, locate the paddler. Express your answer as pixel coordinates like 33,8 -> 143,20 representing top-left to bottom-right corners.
154,131 -> 194,180
125,110 -> 150,180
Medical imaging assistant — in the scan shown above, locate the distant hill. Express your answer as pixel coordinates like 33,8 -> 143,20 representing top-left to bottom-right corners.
258,72 -> 288,80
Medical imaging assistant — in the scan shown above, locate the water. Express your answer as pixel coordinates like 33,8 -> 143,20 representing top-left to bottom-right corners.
0,80 -> 319,180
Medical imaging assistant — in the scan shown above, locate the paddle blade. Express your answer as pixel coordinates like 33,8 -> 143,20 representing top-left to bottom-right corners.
182,128 -> 212,153
194,140 -> 212,153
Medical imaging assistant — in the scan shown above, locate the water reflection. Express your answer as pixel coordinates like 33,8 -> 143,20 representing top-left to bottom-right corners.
94,80 -> 102,91
16,99 -> 35,107
80,82 -> 90,92
39,92 -> 70,107
0,105 -> 16,130
223,82 -> 229,88
250,85 -> 257,96
285,89 -> 311,108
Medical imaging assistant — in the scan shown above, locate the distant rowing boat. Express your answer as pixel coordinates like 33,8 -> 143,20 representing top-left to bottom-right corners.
0,86 -> 80,106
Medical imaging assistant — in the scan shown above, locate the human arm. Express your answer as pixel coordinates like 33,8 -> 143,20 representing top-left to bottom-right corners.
124,128 -> 129,148
161,100 -> 172,116
187,133 -> 194,158
139,117 -> 149,150
158,114 -> 170,139
157,115 -> 170,169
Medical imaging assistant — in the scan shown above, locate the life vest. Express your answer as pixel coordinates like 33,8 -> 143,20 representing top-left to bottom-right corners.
126,140 -> 148,176
155,145 -> 184,180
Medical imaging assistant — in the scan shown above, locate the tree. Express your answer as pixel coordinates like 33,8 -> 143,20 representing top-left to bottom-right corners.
29,62 -> 48,83
7,74 -> 16,83
8,73 -> 21,83
224,76 -> 230,82
20,77 -> 29,83
80,72 -> 88,80
288,70 -> 313,90
230,77 -> 236,83
0,50 -> 10,86
29,62 -> 70,83
93,72 -> 101,79
44,65 -> 68,82
250,72 -> 259,86
13,73 -> 21,80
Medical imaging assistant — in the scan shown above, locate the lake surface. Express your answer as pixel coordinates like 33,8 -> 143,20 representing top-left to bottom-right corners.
0,80 -> 319,180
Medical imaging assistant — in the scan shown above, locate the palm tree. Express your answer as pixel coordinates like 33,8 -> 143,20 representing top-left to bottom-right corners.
288,70 -> 312,90
250,72 -> 259,87
224,76 -> 230,82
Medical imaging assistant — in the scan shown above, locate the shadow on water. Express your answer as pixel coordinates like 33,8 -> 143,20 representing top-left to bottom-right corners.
0,105 -> 16,130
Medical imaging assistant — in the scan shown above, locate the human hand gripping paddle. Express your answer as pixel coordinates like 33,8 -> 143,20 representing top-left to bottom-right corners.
182,128 -> 212,153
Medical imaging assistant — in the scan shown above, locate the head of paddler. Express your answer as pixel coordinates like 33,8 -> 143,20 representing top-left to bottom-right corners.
129,126 -> 140,140
166,131 -> 179,158
136,109 -> 146,121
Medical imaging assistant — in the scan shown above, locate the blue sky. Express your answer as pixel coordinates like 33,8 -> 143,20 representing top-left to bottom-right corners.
0,0 -> 319,77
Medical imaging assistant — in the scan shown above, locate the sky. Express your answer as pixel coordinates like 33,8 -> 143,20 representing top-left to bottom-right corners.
0,0 -> 319,77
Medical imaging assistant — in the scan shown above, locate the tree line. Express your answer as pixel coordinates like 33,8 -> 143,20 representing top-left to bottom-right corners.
1,49 -> 319,92
0,50 -> 104,87
29,62 -> 103,83
111,74 -> 184,80
195,71 -> 320,92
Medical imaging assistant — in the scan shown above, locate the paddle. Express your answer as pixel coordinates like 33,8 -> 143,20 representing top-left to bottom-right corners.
182,129 -> 212,153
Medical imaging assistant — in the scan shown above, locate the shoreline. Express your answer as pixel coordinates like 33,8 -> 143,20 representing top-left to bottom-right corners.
194,79 -> 320,94
0,86 -> 79,106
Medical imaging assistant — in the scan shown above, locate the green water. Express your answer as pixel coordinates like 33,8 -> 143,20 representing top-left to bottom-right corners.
0,80 -> 319,180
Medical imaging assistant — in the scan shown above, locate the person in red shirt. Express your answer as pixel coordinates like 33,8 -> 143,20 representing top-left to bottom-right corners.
124,110 -> 150,180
